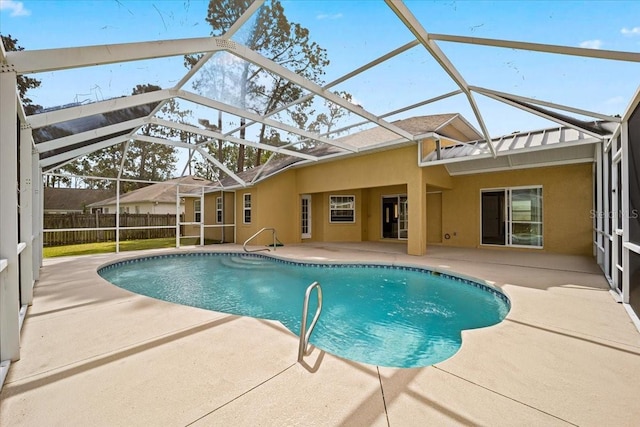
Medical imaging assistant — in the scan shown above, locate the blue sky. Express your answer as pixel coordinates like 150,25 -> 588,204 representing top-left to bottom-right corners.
1,0 -> 639,139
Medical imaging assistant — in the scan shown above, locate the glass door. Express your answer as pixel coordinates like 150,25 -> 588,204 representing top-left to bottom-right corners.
399,196 -> 408,239
301,195 -> 311,239
382,195 -> 407,240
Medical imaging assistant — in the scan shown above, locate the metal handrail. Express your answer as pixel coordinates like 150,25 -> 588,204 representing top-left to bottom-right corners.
242,227 -> 280,252
298,281 -> 323,362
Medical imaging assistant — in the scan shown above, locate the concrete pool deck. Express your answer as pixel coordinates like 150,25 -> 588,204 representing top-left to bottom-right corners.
1,243 -> 639,426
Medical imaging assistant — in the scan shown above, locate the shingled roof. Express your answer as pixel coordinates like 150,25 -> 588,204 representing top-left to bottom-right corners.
218,114 -> 482,188
88,175 -> 215,207
44,187 -> 116,212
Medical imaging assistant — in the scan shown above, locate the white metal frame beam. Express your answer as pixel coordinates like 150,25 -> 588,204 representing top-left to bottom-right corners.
226,39 -> 422,139
222,40 -> 416,142
146,117 -> 317,161
473,87 -> 607,140
5,37 -> 227,74
471,86 -> 621,122
27,89 -> 174,129
385,0 -> 496,156
428,33 -> 640,63
35,117 -> 147,154
177,89 -> 360,152
132,134 -> 246,187
40,134 -> 130,168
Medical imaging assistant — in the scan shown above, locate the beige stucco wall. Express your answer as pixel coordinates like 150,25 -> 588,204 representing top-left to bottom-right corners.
235,170 -> 299,247
198,143 -> 593,256
438,163 -> 593,255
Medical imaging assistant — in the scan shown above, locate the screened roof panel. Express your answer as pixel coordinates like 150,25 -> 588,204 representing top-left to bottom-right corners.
2,0 -> 638,187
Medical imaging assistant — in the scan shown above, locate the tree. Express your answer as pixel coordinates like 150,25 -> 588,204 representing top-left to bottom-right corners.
67,84 -> 184,191
188,0 -> 348,175
1,34 -> 42,114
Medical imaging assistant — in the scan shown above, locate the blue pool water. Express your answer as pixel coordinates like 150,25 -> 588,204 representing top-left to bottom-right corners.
98,252 -> 510,368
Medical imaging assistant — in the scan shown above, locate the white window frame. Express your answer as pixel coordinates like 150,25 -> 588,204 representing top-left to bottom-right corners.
216,196 -> 223,224
194,199 -> 201,223
243,193 -> 252,224
480,185 -> 543,249
329,195 -> 355,223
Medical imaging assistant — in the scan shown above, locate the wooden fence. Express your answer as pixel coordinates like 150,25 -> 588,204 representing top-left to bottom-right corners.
44,213 -> 183,246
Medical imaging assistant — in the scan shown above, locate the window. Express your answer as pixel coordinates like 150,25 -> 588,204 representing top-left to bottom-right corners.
216,196 -> 223,223
330,195 -> 355,223
481,187 -> 542,247
243,194 -> 252,224
194,199 -> 201,223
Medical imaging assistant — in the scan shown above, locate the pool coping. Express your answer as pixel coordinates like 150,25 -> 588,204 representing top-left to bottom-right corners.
2,243 -> 640,426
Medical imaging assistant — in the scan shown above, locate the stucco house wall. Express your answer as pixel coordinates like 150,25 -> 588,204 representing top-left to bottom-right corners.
238,146 -> 593,255
438,163 -> 593,255
193,138 -> 594,256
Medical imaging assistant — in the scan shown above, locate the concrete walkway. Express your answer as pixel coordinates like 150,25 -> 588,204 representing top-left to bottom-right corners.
1,243 -> 639,426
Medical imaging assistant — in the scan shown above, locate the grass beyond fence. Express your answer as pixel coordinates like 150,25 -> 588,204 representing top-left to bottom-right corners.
44,213 -> 181,246
43,237 -> 202,258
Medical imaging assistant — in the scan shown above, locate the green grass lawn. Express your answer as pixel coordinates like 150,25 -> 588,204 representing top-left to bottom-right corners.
43,237 -> 203,258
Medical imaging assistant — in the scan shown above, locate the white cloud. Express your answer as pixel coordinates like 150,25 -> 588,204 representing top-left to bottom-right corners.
621,26 -> 640,36
0,0 -> 31,17
580,39 -> 603,49
317,13 -> 343,20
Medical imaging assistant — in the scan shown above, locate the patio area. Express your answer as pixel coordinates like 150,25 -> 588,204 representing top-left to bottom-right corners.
1,243 -> 639,426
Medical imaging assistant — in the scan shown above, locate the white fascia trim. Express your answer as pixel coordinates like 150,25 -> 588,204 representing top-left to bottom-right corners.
445,157 -> 594,176
177,89 -> 358,152
419,135 -> 602,167
6,37 -> 227,74
146,117 -> 317,161
224,40 -> 415,142
27,89 -> 175,129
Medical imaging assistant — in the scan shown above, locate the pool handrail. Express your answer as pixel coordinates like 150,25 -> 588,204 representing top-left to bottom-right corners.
298,281 -> 323,362
243,227 -> 280,252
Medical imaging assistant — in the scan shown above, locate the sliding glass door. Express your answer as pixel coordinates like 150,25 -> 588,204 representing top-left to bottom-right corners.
481,187 -> 543,248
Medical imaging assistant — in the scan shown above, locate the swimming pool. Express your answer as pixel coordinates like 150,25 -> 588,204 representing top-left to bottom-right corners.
98,252 -> 510,368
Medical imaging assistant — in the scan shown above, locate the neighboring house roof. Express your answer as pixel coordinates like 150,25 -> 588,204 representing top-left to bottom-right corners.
218,114 -> 482,188
88,175 -> 215,207
44,187 -> 115,212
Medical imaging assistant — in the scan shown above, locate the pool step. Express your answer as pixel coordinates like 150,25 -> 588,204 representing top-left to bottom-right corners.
219,255 -> 276,269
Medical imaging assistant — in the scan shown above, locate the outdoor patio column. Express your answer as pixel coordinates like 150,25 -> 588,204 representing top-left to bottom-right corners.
32,152 -> 42,280
407,171 -> 427,256
19,124 -> 34,306
0,70 -> 21,361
